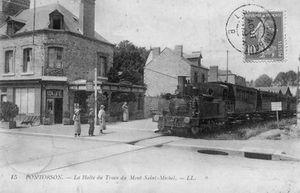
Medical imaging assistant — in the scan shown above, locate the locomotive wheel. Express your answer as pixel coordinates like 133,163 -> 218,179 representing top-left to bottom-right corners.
191,127 -> 200,137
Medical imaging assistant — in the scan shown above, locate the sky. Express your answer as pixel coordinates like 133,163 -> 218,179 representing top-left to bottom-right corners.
33,0 -> 300,81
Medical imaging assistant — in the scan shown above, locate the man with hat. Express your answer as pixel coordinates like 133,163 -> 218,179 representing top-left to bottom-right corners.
88,108 -> 95,136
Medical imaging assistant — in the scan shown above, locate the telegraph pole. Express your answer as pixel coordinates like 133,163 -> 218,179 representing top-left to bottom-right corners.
297,57 -> 300,135
94,67 -> 97,128
226,50 -> 229,82
32,0 -> 36,45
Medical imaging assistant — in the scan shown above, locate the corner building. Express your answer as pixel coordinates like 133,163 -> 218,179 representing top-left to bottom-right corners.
0,1 -> 145,124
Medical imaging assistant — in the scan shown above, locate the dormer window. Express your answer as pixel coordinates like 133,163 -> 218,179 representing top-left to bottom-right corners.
49,10 -> 64,30
6,17 -> 25,36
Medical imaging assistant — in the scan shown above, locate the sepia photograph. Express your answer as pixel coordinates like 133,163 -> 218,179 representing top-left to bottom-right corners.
0,0 -> 299,192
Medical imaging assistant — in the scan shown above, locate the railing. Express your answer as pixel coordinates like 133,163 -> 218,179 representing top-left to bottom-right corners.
42,66 -> 66,76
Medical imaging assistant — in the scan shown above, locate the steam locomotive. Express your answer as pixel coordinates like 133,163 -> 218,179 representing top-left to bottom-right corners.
153,76 -> 296,136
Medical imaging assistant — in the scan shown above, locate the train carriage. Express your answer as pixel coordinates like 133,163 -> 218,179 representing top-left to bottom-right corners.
154,76 -> 296,137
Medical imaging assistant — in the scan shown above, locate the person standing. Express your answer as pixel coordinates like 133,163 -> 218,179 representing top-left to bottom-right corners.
122,102 -> 129,122
73,109 -> 81,137
98,105 -> 106,134
88,108 -> 95,136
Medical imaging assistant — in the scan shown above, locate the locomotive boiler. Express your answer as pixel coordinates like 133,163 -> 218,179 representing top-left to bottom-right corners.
153,76 -> 296,137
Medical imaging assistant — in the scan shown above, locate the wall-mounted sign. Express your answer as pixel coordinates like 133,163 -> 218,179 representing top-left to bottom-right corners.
47,90 -> 63,98
86,81 -> 94,91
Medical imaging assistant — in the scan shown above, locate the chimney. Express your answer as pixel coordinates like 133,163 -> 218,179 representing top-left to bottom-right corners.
80,0 -> 95,38
198,51 -> 202,66
208,66 -> 218,82
174,45 -> 183,57
152,47 -> 160,59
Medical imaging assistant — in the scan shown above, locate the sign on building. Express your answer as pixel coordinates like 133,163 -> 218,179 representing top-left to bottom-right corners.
46,90 -> 63,98
86,81 -> 94,91
271,102 -> 282,111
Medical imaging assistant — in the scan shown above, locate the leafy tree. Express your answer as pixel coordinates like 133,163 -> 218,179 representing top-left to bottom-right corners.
273,71 -> 297,86
108,40 -> 149,85
254,74 -> 273,87
273,72 -> 287,86
86,93 -> 108,111
286,70 -> 297,86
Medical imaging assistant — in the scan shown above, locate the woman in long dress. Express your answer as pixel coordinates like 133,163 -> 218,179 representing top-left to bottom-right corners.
73,109 -> 81,137
98,105 -> 106,134
122,102 -> 129,122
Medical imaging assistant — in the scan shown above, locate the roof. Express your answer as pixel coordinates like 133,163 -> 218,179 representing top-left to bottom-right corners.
218,69 -> 233,75
146,47 -> 208,70
0,3 -> 111,44
256,86 -> 292,96
183,51 -> 202,59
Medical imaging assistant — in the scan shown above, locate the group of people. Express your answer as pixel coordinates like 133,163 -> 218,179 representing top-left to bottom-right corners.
73,102 -> 129,137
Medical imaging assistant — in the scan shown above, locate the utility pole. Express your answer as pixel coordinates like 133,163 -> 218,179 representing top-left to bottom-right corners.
297,57 -> 300,135
32,0 -> 36,45
94,67 -> 97,128
226,50 -> 229,83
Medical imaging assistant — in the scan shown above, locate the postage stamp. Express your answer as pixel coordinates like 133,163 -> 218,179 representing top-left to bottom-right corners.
244,11 -> 284,62
225,4 -> 284,62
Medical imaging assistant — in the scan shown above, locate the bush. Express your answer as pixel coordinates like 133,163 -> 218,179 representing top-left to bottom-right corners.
86,93 -> 108,110
0,102 -> 19,122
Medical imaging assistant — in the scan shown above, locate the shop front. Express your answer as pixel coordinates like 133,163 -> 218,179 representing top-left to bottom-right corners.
41,79 -> 69,125
46,89 -> 64,124
69,80 -> 146,123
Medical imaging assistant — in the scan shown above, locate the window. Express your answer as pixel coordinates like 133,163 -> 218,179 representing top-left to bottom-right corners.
23,48 -> 32,72
194,72 -> 198,83
202,74 -> 205,83
7,21 -> 15,36
48,47 -> 63,68
15,88 -> 35,114
49,11 -> 64,30
4,50 -> 13,73
6,18 -> 25,36
97,54 -> 108,77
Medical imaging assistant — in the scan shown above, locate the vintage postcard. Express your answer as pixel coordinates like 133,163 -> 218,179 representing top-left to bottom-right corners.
0,0 -> 299,193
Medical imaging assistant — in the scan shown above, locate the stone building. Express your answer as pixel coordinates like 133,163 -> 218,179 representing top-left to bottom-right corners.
0,0 -> 145,124
144,45 -> 208,117
208,66 -> 246,86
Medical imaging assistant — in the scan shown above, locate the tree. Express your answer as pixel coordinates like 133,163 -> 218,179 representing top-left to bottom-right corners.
273,71 -> 297,86
108,40 -> 149,85
273,72 -> 287,86
254,74 -> 273,87
86,93 -> 108,111
286,70 -> 297,86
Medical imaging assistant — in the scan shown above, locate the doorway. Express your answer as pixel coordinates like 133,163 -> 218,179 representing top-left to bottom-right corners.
54,98 -> 63,123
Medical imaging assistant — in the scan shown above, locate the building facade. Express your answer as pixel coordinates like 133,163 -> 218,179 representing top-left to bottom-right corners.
208,66 -> 246,86
0,1 -> 145,124
143,45 -> 208,117
144,45 -> 208,96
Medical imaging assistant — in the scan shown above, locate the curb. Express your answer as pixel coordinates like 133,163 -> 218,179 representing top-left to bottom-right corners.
164,143 -> 300,162
0,129 -> 162,144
